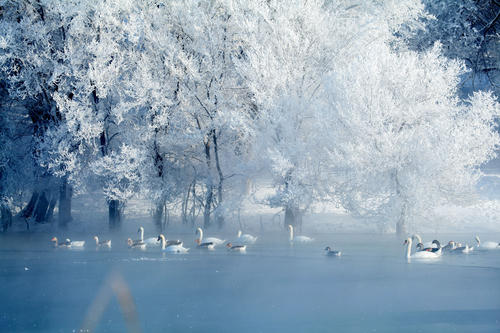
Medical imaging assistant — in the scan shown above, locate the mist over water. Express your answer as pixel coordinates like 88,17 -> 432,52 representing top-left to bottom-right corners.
1,232 -> 499,332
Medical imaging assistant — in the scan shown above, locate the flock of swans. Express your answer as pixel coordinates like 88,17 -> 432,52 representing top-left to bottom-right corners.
49,225 -> 322,253
404,234 -> 500,260
50,227 -> 499,260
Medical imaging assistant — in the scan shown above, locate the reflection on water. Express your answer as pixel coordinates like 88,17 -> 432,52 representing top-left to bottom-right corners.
0,232 -> 499,332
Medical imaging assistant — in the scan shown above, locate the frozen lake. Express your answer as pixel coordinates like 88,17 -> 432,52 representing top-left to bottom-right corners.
0,232 -> 499,332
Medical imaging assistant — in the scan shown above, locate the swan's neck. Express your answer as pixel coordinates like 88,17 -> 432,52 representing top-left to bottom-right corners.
413,234 -> 422,244
288,226 -> 294,242
159,235 -> 165,249
140,228 -> 144,241
94,237 -> 99,245
237,230 -> 242,238
198,228 -> 203,242
406,238 -> 412,258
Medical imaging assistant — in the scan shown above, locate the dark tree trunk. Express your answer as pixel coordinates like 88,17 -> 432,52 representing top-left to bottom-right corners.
189,182 -> 197,227
396,203 -> 408,236
58,178 -> 72,228
153,200 -> 165,232
109,200 -> 122,230
202,132 -> 214,228
203,186 -> 213,228
212,132 -> 224,229
1,206 -> 12,232
284,206 -> 302,229
396,197 -> 409,236
34,191 -> 49,223
45,196 -> 57,222
182,183 -> 192,225
20,192 -> 39,219
394,171 -> 408,236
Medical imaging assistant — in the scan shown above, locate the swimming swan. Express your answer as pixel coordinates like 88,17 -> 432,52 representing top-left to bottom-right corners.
288,225 -> 313,243
157,234 -> 183,249
324,246 -> 341,257
70,240 -> 86,248
93,236 -> 111,248
51,237 -> 71,248
475,236 -> 500,250
441,241 -> 473,254
416,240 -> 442,255
404,238 -> 441,259
226,242 -> 246,252
158,234 -> 189,253
127,238 -> 146,249
196,227 -> 225,245
412,234 -> 433,249
454,242 -> 474,253
236,230 -> 257,244
195,238 -> 215,250
137,226 -> 159,245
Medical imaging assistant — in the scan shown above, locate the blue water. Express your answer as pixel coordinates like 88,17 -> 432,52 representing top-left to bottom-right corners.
0,232 -> 499,332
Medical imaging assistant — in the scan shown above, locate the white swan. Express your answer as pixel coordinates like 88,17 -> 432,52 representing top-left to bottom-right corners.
93,236 -> 111,248
226,242 -> 246,252
412,234 -> 434,249
442,241 -> 456,252
51,237 -> 71,248
416,240 -> 442,255
288,225 -> 313,243
196,227 -> 225,245
127,238 -> 146,250
158,234 -> 189,253
195,238 -> 215,250
70,240 -> 86,248
138,226 -> 159,245
157,234 -> 183,249
324,246 -> 341,257
453,242 -> 474,254
475,236 -> 499,250
164,244 -> 190,253
236,230 -> 257,244
404,238 -> 441,259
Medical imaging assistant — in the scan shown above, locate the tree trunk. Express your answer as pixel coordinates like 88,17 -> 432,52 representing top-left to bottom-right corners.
34,191 -> 49,223
396,201 -> 409,236
109,199 -> 122,230
284,206 -> 302,229
58,178 -> 72,228
19,192 -> 39,219
153,200 -> 165,232
182,183 -> 192,225
45,196 -> 57,222
212,132 -> 224,229
1,206 -> 12,232
203,186 -> 213,228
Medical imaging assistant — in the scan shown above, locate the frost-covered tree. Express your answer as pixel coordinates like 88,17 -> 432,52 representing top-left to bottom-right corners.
40,0 -> 255,230
1,0 -> 497,236
323,43 -> 500,234
235,0 -> 426,228
399,0 -> 500,95
156,0 -> 255,229
0,0 -> 72,228
42,0 -> 152,229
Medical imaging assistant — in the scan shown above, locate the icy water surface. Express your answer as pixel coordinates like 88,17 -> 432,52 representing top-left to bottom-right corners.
0,232 -> 499,332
